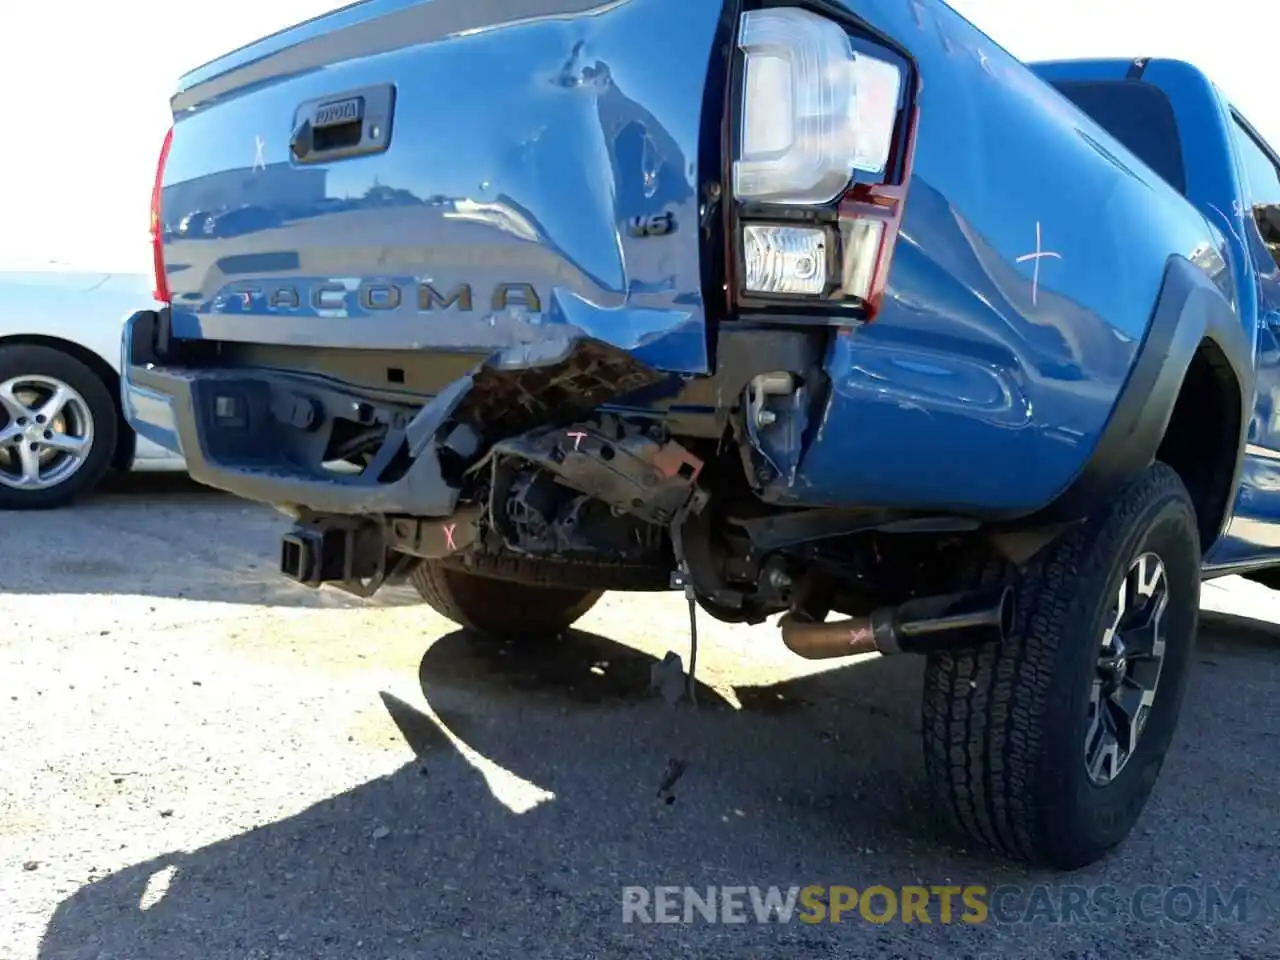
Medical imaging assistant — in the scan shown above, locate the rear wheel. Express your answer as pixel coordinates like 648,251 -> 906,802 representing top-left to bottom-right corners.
0,345 -> 118,510
922,463 -> 1200,868
410,560 -> 603,639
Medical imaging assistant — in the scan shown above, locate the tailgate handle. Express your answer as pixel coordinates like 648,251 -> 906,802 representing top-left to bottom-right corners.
290,84 -> 395,165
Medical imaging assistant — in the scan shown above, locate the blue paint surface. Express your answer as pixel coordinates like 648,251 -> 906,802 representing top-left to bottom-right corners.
1029,58 -> 1280,568
123,0 -> 1280,566
158,0 -> 716,376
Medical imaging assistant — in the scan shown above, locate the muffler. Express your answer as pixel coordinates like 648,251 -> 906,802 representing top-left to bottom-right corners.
779,585 -> 1014,659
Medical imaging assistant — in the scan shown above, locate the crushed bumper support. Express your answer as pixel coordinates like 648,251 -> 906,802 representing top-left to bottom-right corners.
122,308 -> 669,516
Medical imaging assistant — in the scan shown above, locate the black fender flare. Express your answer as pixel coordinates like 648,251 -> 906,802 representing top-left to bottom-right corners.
1021,253 -> 1252,543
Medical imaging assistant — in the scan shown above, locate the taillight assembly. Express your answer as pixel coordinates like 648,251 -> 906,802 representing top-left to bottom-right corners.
150,126 -> 174,304
729,6 -> 917,320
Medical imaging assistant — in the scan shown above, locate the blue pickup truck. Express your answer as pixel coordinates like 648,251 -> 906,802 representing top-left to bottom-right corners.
121,0 -> 1280,868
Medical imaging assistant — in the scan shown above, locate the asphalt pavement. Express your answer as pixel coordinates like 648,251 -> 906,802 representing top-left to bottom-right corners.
2,474 -> 1277,959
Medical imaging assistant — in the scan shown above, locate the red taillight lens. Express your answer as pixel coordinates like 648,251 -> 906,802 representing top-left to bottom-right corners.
728,5 -> 918,320
151,126 -> 174,304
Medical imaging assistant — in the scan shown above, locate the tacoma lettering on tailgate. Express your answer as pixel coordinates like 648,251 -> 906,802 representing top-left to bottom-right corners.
246,281 -> 544,314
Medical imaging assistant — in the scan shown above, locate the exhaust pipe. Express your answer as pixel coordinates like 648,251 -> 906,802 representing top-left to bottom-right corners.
779,585 -> 1014,659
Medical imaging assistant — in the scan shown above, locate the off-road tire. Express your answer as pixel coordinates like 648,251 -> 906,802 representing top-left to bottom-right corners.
923,462 -> 1200,869
0,345 -> 118,510
410,560 -> 603,638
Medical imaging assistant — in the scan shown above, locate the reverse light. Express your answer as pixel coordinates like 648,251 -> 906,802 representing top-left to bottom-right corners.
733,7 -> 903,205
150,126 -> 174,304
743,224 -> 829,295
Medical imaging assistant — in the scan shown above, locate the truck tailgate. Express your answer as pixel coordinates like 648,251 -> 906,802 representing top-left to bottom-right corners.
157,0 -> 723,375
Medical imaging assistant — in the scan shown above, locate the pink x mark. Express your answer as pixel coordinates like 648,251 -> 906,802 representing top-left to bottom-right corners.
442,523 -> 456,551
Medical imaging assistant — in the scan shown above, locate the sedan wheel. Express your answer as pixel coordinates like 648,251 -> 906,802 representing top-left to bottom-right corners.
0,345 -> 118,510
0,375 -> 96,492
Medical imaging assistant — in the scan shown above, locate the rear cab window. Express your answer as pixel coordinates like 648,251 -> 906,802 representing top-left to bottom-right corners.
1047,76 -> 1280,273
1048,80 -> 1188,195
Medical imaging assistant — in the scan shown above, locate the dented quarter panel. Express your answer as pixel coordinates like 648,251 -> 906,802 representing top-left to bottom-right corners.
753,0 -> 1226,513
135,0 -> 1242,523
159,0 -> 719,374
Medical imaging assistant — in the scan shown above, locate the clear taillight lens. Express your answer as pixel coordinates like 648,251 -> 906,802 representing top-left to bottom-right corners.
743,224 -> 828,295
733,7 -> 903,205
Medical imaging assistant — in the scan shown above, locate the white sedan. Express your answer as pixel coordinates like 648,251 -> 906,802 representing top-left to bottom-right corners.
0,265 -> 184,509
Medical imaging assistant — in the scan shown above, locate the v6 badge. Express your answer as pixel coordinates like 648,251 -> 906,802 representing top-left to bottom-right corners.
627,212 -> 675,238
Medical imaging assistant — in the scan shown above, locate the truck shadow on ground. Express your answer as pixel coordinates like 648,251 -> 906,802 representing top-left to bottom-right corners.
37,614 -> 1280,959
93,470 -> 228,502
11,472 -> 424,609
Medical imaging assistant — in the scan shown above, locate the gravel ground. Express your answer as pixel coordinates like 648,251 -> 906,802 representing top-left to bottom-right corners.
2,474 -> 1278,959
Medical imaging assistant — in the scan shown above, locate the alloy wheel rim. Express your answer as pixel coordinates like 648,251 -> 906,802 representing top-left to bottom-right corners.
0,375 -> 95,491
1084,552 -> 1169,786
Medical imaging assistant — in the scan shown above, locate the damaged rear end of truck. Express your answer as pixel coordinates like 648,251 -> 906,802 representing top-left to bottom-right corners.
125,0 -> 1238,868
127,0 -> 941,626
